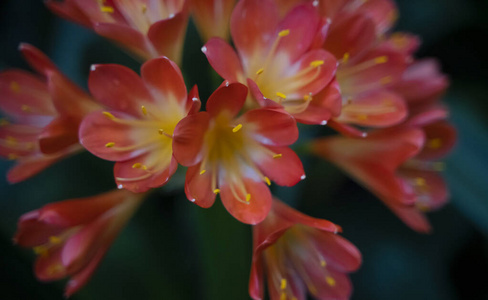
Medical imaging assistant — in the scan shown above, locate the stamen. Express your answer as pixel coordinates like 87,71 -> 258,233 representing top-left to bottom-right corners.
276,92 -> 287,99
414,177 -> 426,186
303,94 -> 311,101
374,56 -> 388,64
105,142 -> 115,148
158,129 -> 173,138
281,279 -> 287,290
280,293 -> 286,300
10,81 -> 20,93
0,119 -> 9,126
326,276 -> 336,287
246,194 -> 251,202
103,112 -> 115,120
100,6 -> 114,13
232,124 -> 243,133
278,29 -> 290,37
21,105 -> 31,112
213,189 -> 220,194
357,114 -> 368,121
256,68 -> 264,75
132,163 -> 142,169
141,105 -> 147,116
320,260 -> 327,267
273,153 -> 282,159
200,169 -> 206,175
49,236 -> 62,244
33,246 -> 48,256
342,52 -> 350,64
7,153 -> 18,160
141,4 -> 147,13
427,138 -> 442,149
310,60 -> 325,68
380,76 -> 392,85
6,136 -> 17,146
264,176 -> 271,186
47,263 -> 64,275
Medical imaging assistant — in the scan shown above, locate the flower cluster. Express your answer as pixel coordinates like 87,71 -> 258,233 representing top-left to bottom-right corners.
1,0 -> 454,298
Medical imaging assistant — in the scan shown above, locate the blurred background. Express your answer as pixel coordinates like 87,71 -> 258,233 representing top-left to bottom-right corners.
1,0 -> 487,299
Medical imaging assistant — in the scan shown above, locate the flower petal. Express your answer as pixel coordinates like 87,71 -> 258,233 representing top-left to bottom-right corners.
38,117 -> 79,154
14,210 -> 65,247
35,246 -> 68,281
88,64 -> 152,115
19,43 -> 59,76
220,177 -> 272,224
173,112 -> 210,166
206,83 -> 247,118
184,164 -> 217,208
203,38 -> 244,83
310,231 -> 362,273
241,109 -> 298,146
254,146 -> 304,187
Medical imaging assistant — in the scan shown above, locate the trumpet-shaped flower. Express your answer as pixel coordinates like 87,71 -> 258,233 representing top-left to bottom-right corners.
249,199 -> 361,300
190,0 -> 236,41
311,104 -> 456,232
80,56 -> 200,193
0,44 -> 100,182
13,189 -> 143,297
202,0 -> 338,125
173,83 -> 304,224
46,0 -> 189,65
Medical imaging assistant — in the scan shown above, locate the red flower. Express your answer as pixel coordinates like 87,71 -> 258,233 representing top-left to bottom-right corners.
249,199 -> 361,300
311,107 -> 456,232
13,189 -> 143,297
80,56 -> 200,193
0,44 -> 100,183
46,0 -> 189,65
173,83 -> 304,224
202,0 -> 338,125
190,0 -> 236,41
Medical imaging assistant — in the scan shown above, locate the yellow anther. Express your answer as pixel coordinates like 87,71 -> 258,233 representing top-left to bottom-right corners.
273,153 -> 282,159
276,92 -> 287,99
10,81 -> 20,93
0,119 -> 9,126
391,33 -> 407,48
310,60 -> 325,67
281,279 -> 287,290
428,138 -> 442,149
326,276 -> 336,287
256,68 -> 264,75
103,112 -> 115,119
49,236 -> 62,244
100,6 -> 114,13
414,177 -> 426,186
278,29 -> 290,37
303,94 -> 311,101
141,105 -> 147,115
26,142 -> 35,150
21,105 -> 31,112
375,56 -> 388,64
141,165 -> 148,170
141,4 -> 147,13
213,189 -> 220,194
320,260 -> 327,267
246,194 -> 251,202
6,136 -> 17,146
33,246 -> 48,256
105,142 -> 115,148
342,52 -> 350,63
417,203 -> 430,212
232,124 -> 243,133
380,76 -> 392,85
158,129 -> 165,135
47,263 -> 64,275
200,169 -> 206,175
357,114 -> 368,121
264,176 -> 271,186
132,163 -> 142,169
7,153 -> 18,160
280,292 -> 287,300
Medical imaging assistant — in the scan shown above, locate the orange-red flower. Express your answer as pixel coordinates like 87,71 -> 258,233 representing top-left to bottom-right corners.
173,83 -> 304,224
250,199 -> 361,300
0,44 -> 100,182
46,0 -> 189,65
202,0 -> 339,125
80,56 -> 200,192
14,189 -> 143,297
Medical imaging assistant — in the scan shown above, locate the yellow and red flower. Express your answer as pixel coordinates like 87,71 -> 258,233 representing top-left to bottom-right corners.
46,0 -> 189,65
202,0 -> 339,125
190,0 -> 236,41
249,199 -> 361,300
0,44 -> 100,182
14,189 -> 143,297
173,83 -> 304,224
80,56 -> 200,193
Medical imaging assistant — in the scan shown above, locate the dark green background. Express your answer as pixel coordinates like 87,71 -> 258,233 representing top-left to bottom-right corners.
1,0 -> 488,299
